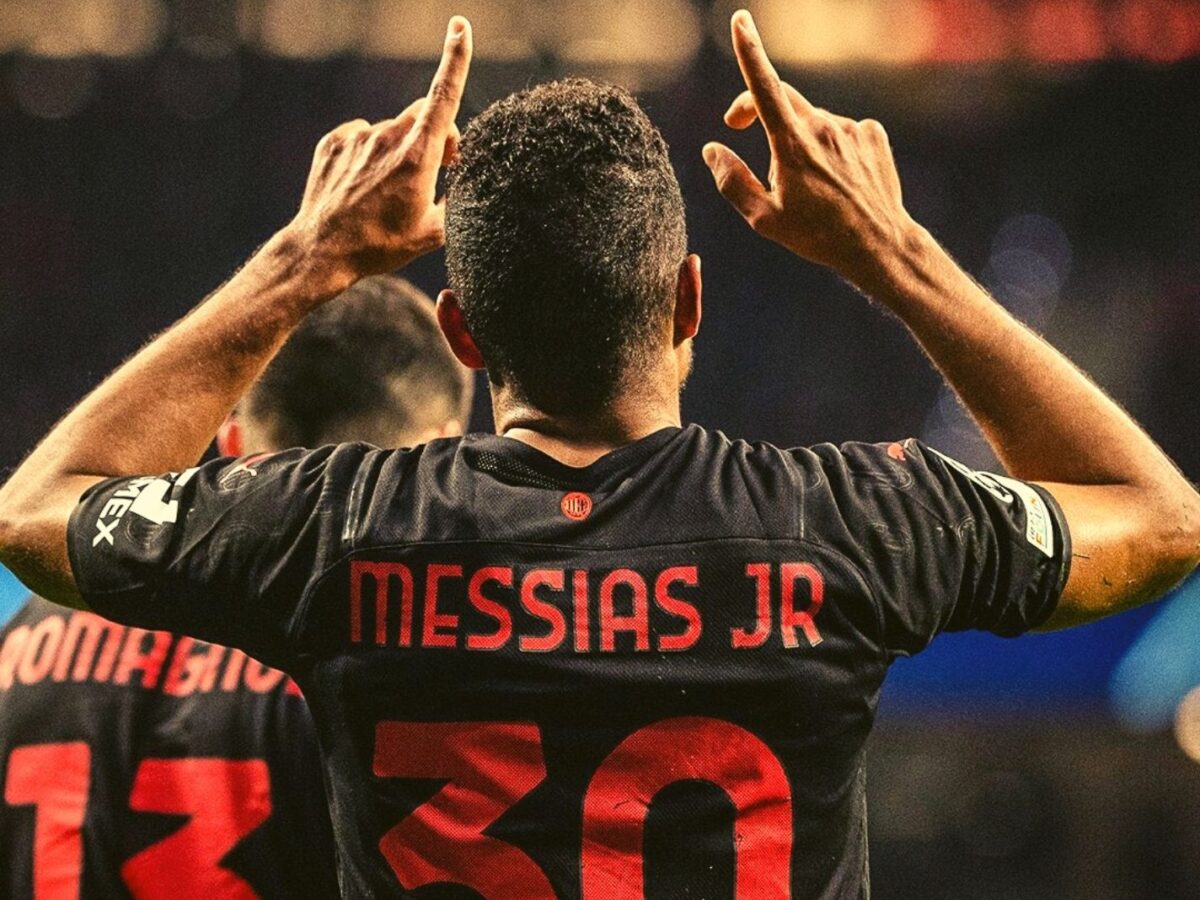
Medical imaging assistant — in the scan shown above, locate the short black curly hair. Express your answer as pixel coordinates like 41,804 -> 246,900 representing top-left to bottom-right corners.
445,78 -> 687,415
246,276 -> 471,448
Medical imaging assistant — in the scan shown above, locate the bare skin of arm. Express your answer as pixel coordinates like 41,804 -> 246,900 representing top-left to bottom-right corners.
0,18 -> 474,608
703,10 -> 1200,628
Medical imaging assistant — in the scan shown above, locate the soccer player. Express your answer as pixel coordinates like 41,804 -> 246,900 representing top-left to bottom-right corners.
0,276 -> 471,898
0,11 -> 1197,898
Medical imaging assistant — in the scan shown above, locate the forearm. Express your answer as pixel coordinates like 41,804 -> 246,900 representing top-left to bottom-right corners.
0,227 -> 343,603
707,9 -> 1199,625
860,224 -> 1184,491
32,231 -> 335,478
858,224 -> 1200,620
0,16 -> 470,607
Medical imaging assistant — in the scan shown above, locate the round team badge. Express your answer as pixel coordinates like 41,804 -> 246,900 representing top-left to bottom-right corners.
560,492 -> 593,521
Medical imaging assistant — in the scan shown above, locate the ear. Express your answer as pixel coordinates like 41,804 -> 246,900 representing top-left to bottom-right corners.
436,289 -> 486,370
216,414 -> 243,457
674,254 -> 702,346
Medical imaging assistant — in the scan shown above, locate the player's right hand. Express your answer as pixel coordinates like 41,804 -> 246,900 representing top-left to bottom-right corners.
703,10 -> 915,284
288,16 -> 472,293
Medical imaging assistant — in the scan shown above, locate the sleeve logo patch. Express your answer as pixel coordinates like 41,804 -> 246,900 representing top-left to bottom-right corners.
926,448 -> 1054,558
219,453 -> 273,490
926,447 -> 1014,505
92,469 -> 198,547
991,474 -> 1055,558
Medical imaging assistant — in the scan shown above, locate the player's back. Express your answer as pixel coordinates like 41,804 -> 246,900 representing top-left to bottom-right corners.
276,425 -> 1066,898
0,596 -> 337,899
68,423 -> 1068,898
298,426 -> 883,898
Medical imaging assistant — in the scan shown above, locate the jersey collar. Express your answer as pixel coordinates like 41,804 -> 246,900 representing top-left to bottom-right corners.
463,426 -> 685,493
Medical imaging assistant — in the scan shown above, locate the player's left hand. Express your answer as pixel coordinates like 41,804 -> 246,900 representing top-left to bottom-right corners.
288,16 -> 472,293
703,10 -> 914,285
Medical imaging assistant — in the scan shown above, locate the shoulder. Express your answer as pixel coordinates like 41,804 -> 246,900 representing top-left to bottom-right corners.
677,428 -> 916,492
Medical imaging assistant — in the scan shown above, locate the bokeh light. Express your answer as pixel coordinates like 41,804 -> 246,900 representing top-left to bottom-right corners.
8,54 -> 97,118
0,0 -> 166,59
238,0 -> 364,60
1175,685 -> 1200,763
360,0 -> 534,62
1111,570 -> 1200,732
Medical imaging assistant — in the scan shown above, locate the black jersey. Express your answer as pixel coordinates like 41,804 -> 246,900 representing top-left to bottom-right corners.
0,595 -> 337,900
64,425 -> 1070,899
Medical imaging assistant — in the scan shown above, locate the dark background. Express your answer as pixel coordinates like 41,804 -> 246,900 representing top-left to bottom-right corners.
2,1 -> 1200,895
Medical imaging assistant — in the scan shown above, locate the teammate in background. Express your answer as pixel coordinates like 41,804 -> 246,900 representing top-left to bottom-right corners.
0,276 -> 471,898
1,11 -> 1198,899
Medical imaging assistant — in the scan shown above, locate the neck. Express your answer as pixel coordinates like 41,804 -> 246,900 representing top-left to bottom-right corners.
494,388 -> 681,468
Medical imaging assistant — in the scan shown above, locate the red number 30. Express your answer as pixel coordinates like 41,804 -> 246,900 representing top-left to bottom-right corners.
373,716 -> 794,898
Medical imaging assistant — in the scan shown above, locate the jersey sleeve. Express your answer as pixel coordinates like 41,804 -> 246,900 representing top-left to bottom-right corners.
800,439 -> 1072,658
65,444 -> 369,668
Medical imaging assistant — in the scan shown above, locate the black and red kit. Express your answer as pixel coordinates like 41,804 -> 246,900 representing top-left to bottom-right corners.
64,425 -> 1070,899
0,595 -> 337,899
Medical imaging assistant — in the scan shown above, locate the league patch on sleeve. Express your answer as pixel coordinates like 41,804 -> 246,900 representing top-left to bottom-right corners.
925,447 -> 1054,557
991,474 -> 1055,558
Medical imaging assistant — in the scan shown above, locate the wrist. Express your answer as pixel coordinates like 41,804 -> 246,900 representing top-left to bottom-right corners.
266,221 -> 361,308
842,218 -> 939,305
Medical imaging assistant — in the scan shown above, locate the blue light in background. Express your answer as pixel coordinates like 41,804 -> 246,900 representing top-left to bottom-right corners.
879,600 -> 1159,717
884,209 -> 1177,717
0,565 -> 29,628
1109,569 -> 1200,731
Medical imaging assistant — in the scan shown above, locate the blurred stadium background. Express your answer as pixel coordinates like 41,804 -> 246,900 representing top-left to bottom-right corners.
2,0 -> 1199,896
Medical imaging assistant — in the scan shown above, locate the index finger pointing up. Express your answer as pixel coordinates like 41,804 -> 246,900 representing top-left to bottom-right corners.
729,10 -> 800,136
414,16 -> 473,144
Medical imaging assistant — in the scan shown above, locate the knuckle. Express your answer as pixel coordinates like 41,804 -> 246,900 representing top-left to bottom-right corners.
365,132 -> 389,157
782,134 -> 811,164
335,118 -> 368,137
809,121 -> 838,150
745,204 -> 771,231
861,118 -> 888,142
429,81 -> 460,105
394,151 -> 422,174
421,223 -> 446,250
317,134 -> 342,156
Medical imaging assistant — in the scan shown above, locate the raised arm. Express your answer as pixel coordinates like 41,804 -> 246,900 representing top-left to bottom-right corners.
0,17 -> 473,607
703,9 -> 1200,628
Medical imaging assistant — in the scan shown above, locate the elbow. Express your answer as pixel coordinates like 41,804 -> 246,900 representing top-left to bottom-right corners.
0,487 -> 25,564
0,478 -> 39,565
1140,483 -> 1200,586
1174,485 -> 1200,568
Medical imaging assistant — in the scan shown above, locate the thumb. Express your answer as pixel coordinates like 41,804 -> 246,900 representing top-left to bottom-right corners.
702,142 -> 771,227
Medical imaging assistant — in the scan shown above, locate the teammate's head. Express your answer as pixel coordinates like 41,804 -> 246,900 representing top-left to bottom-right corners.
441,78 -> 699,418
219,276 -> 472,455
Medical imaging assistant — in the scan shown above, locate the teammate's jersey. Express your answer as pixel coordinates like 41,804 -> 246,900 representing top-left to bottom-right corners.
65,425 -> 1070,899
0,596 -> 337,900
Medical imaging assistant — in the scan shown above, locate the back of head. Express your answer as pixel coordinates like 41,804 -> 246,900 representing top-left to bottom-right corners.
445,78 -> 687,416
245,276 -> 472,449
